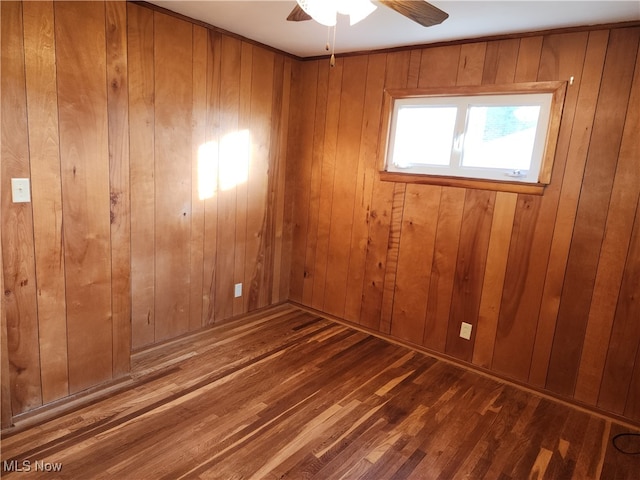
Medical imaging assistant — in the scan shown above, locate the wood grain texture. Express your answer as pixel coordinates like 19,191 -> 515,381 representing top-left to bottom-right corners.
575,38 -> 640,406
344,54 -> 387,323
445,189 -> 495,362
1,0 -> 42,416
1,0 -> 294,423
106,0 -> 131,379
272,57 -> 294,304
472,192 -> 517,369
288,25 -> 640,423
22,0 -> 69,404
287,61 -> 319,305
598,196 -> 640,414
214,35 -> 241,321
546,28 -> 640,397
234,42 -> 251,316
55,1 -> 114,394
530,30 -> 609,389
390,184 -> 439,344
375,51 -> 412,334
202,30 -> 222,325
0,233 -> 10,428
311,58 -> 343,311
423,187 -> 465,353
153,12 -> 193,341
323,55 -> 368,318
246,46 -> 274,311
128,2 -> 156,348
0,306 -> 622,479
190,25 -> 207,331
301,61 -> 327,306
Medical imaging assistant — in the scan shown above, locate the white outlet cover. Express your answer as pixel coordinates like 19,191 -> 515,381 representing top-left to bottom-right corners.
234,283 -> 242,298
460,322 -> 473,340
11,178 -> 31,203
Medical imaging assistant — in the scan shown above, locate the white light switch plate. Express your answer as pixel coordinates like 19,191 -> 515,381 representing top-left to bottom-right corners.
234,283 -> 242,298
11,178 -> 31,203
460,322 -> 472,340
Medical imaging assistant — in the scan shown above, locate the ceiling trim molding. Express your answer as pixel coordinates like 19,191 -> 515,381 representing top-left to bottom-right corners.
130,0 -> 305,61
302,19 -> 640,61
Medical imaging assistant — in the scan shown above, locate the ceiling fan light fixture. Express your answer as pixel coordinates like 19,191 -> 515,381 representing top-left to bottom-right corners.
296,0 -> 337,26
296,0 -> 377,27
339,0 -> 377,25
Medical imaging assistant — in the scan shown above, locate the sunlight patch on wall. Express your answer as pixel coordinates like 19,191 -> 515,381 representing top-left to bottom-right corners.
197,130 -> 251,200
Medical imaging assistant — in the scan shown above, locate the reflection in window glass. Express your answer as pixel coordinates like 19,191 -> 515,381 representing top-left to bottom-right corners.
462,105 -> 540,171
392,106 -> 457,168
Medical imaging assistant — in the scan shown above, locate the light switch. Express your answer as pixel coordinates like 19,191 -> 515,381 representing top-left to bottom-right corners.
11,178 -> 31,203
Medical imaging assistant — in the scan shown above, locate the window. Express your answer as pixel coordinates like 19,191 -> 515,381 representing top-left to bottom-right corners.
380,82 -> 567,194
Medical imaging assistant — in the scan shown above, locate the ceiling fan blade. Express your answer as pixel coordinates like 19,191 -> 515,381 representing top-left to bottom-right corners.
379,0 -> 449,27
287,4 -> 312,22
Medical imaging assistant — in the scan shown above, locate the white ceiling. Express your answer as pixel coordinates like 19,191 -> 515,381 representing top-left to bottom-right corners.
147,1 -> 640,58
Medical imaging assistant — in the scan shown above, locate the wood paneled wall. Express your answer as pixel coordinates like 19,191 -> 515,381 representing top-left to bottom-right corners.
1,1 -> 292,420
288,26 -> 640,423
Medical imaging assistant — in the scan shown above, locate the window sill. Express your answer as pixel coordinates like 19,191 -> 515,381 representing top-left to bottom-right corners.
379,171 -> 546,195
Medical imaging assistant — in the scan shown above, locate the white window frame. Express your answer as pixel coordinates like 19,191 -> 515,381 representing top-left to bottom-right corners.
379,82 -> 567,195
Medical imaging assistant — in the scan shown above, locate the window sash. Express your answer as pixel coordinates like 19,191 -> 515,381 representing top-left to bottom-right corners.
379,82 -> 567,193
386,92 -> 554,184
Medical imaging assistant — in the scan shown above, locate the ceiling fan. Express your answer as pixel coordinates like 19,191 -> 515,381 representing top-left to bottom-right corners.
287,0 -> 449,28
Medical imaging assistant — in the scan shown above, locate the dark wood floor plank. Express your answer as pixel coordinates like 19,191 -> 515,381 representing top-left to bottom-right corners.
1,305 -> 629,479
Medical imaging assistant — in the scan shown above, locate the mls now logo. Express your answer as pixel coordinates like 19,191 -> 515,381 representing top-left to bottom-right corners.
3,459 -> 63,472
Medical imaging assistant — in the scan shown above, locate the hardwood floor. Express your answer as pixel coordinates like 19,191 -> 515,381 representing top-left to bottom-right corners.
1,304 -> 639,479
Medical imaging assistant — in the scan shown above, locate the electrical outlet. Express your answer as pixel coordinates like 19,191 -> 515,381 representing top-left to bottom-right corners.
459,322 -> 472,340
234,283 -> 242,298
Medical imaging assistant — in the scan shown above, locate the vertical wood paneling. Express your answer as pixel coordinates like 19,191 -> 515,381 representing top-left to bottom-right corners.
2,1 -> 294,422
1,0 -> 42,414
323,55 -> 368,317
128,2 -> 155,348
598,198 -> 640,414
472,192 -> 517,369
445,190 -> 495,362
234,42 -> 251,316
423,187 -> 465,352
190,25 -> 207,331
55,0 -> 113,394
202,31 -> 222,324
288,24 -> 640,423
22,0 -> 69,403
287,60 -> 316,303
344,53 -> 387,323
530,30 -> 609,388
105,0 -> 131,378
311,59 -> 343,311
494,32 -> 589,383
264,55 -> 284,305
378,51 -> 416,335
153,12 -> 192,341
215,35 -> 241,321
575,41 -> 640,406
0,234 -> 10,427
546,28 -> 640,396
246,47 -> 274,310
301,62 -> 328,305
390,185 -> 440,344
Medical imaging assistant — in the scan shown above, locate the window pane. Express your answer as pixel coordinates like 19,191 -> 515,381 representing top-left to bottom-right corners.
461,105 -> 540,171
392,106 -> 457,167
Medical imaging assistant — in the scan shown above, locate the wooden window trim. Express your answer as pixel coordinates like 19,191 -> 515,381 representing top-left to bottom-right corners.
378,81 -> 567,195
